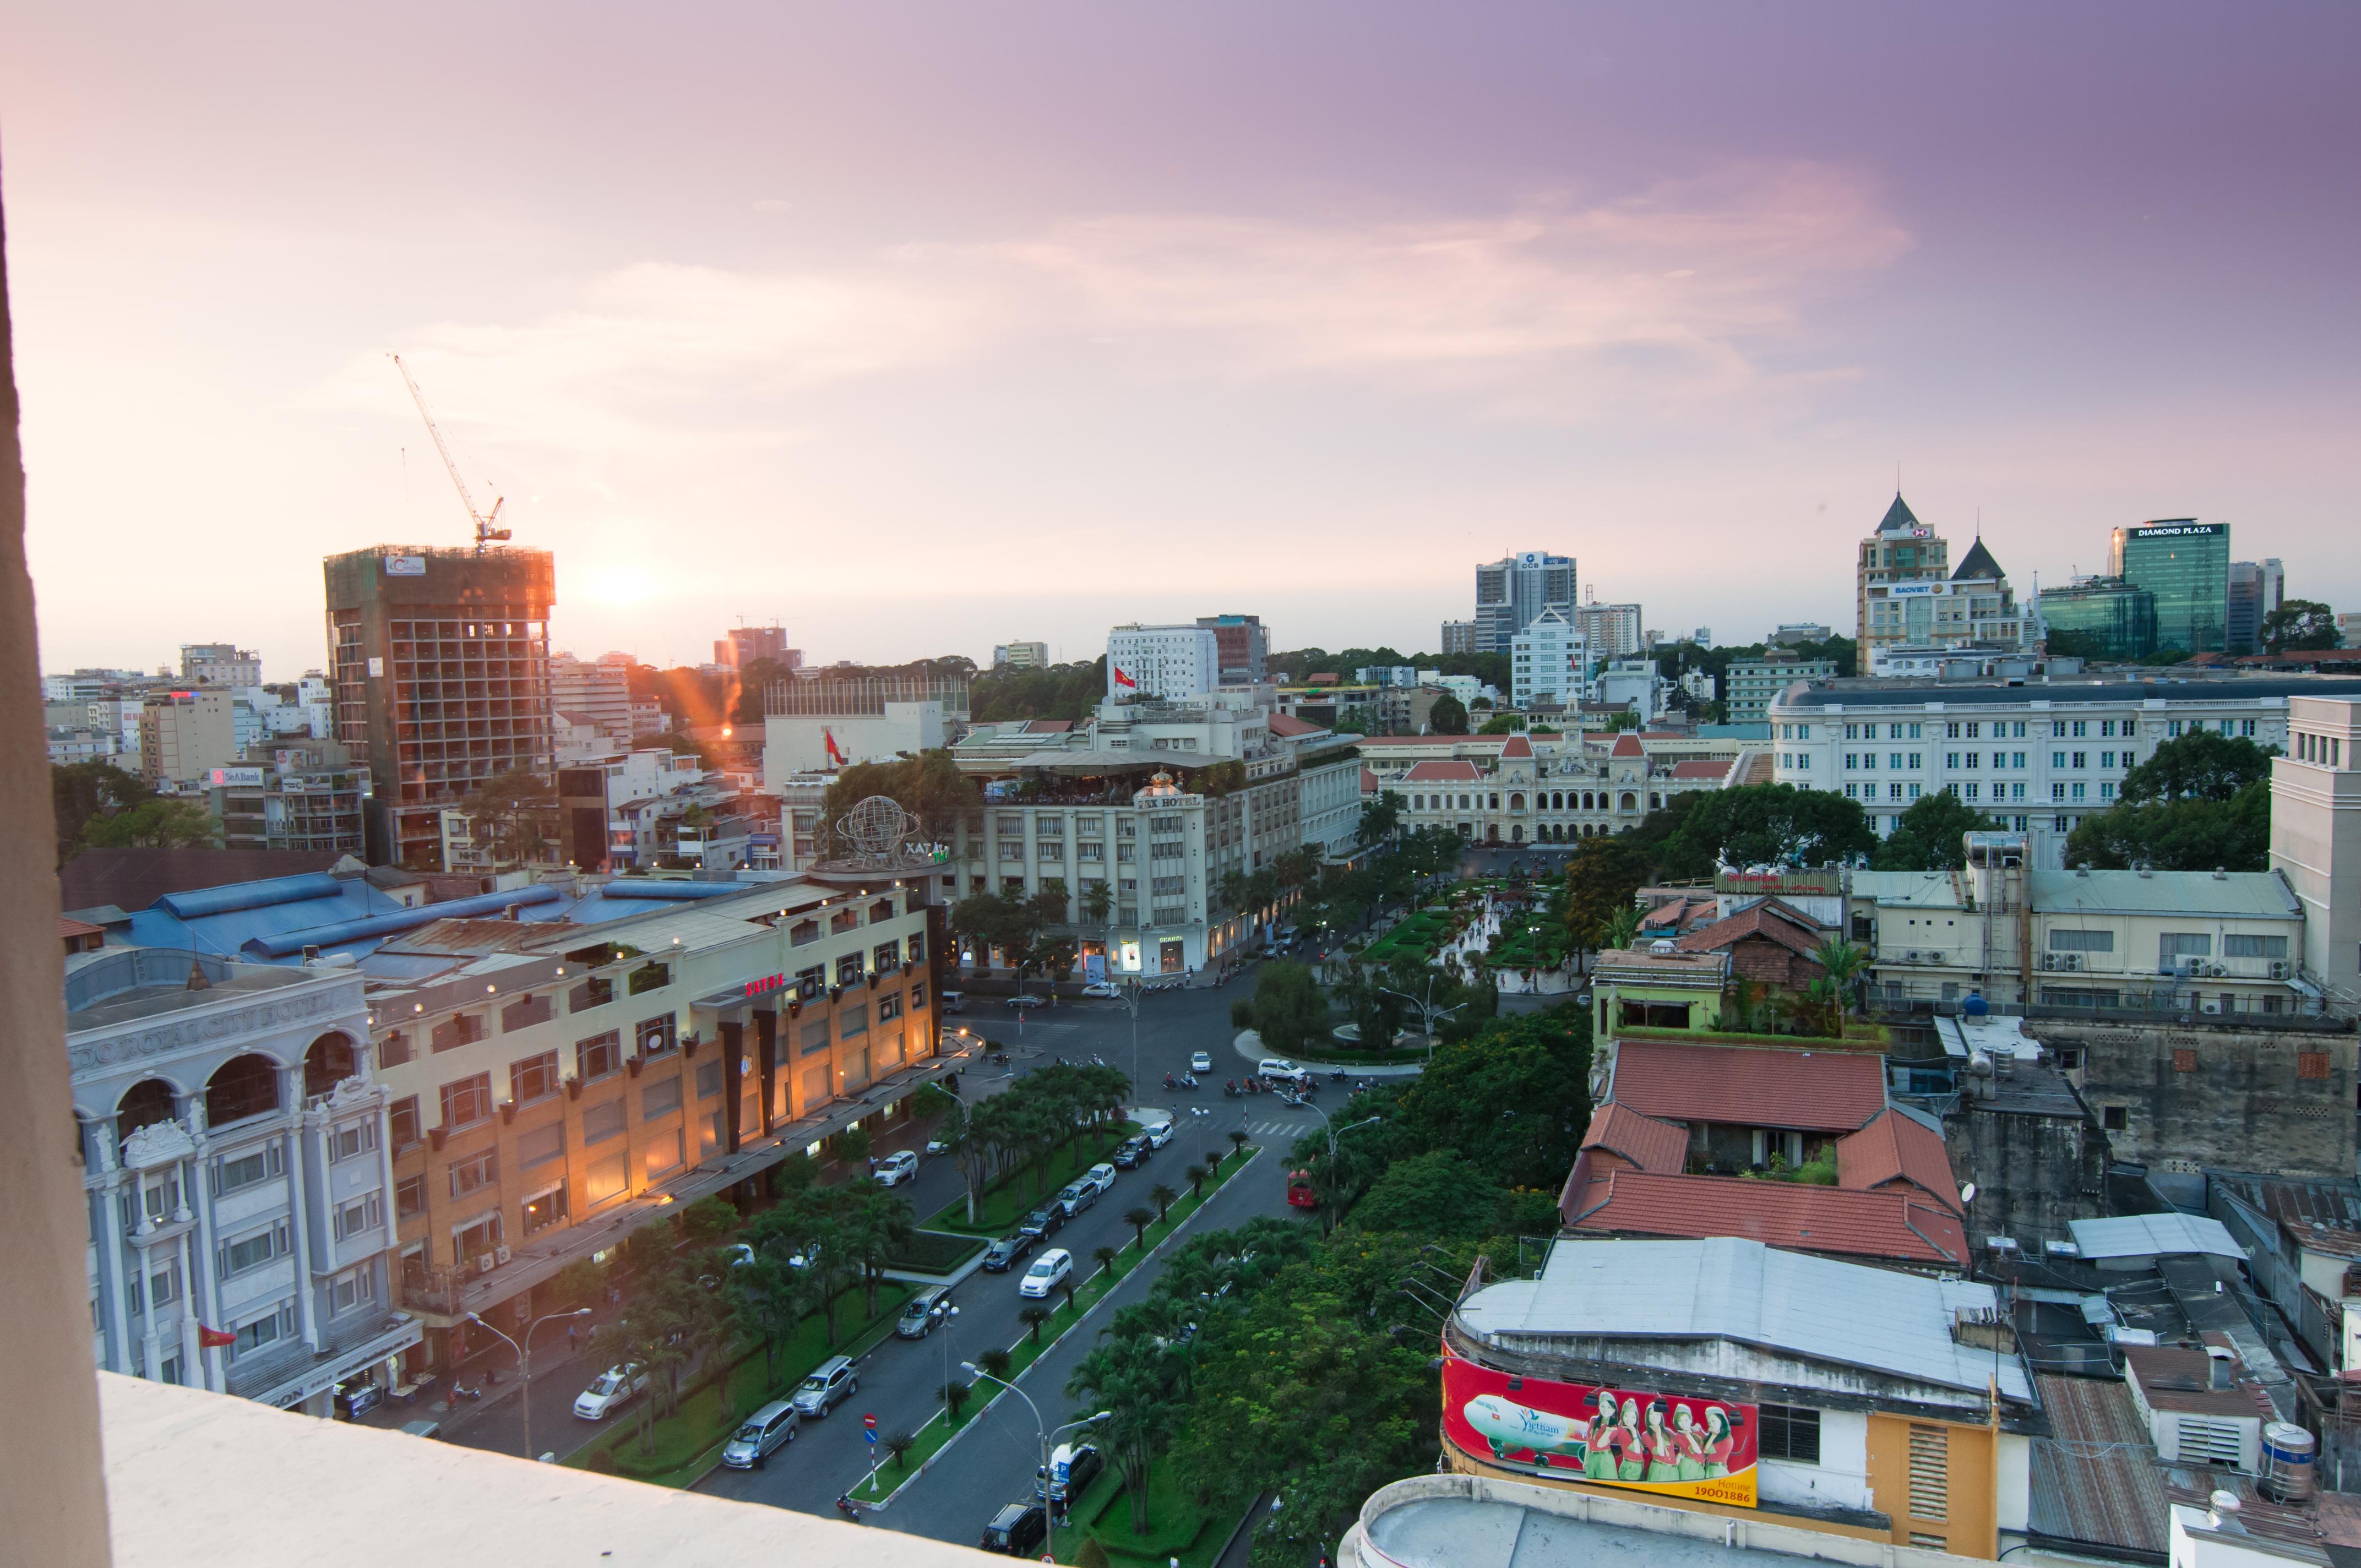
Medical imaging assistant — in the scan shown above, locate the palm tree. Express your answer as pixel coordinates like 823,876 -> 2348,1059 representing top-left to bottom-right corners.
1603,904 -> 1644,951
884,1430 -> 916,1471
1227,1129 -> 1249,1161
1814,937 -> 1869,1020
1093,1243 -> 1120,1278
1067,1335 -> 1180,1534
1123,1205 -> 1155,1252
942,1379 -> 972,1423
1183,1162 -> 1208,1199
1204,1146 -> 1225,1177
1019,1304 -> 1053,1344
978,1347 -> 1013,1381
1149,1182 -> 1178,1223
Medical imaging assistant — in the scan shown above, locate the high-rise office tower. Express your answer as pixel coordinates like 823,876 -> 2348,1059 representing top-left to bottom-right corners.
2226,558 -> 2285,655
1473,552 -> 1576,654
714,624 -> 791,669
1854,494 -> 1950,654
1574,602 -> 1645,659
1440,620 -> 1477,656
1195,614 -> 1270,684
2111,520 -> 2228,654
323,546 -> 556,867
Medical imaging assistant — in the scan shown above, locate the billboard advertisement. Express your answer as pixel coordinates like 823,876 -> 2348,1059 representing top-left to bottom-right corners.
1441,1355 -> 1758,1508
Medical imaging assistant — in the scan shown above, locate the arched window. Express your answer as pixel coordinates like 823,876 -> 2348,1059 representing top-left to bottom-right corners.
303,1033 -> 358,1098
116,1079 -> 177,1145
204,1054 -> 281,1128
1581,792 -> 1595,810
1508,793 -> 1525,812
1550,792 -> 1563,810
1511,825 -> 1524,843
1619,792 -> 1638,812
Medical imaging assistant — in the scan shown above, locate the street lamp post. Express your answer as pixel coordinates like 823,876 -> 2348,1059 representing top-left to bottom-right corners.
1378,977 -> 1463,1064
962,1362 -> 1107,1560
1117,978 -> 1145,1101
465,1305 -> 591,1462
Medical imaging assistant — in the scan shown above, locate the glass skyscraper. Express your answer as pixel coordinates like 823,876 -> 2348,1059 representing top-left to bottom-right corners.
2110,520 -> 2228,654
2037,577 -> 2156,661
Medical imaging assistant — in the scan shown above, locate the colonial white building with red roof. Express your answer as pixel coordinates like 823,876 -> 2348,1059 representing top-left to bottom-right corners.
1359,727 -> 1766,846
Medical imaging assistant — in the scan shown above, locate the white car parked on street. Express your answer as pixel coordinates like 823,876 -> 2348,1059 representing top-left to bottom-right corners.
573,1364 -> 648,1421
1019,1249 -> 1074,1299
874,1150 -> 919,1186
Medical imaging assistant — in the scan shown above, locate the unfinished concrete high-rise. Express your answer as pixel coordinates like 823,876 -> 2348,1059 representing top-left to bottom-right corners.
322,546 -> 556,867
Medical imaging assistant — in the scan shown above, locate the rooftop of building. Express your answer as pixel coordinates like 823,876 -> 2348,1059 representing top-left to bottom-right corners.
1951,536 -> 2006,581
1872,491 -> 1925,536
98,1372 -> 971,1568
1455,1235 -> 2031,1403
1607,1039 -> 1888,1132
1566,1171 -> 1969,1267
2066,1212 -> 2244,1262
2123,1344 -> 2268,1418
1836,1107 -> 1962,1208
1850,868 -> 1966,908
1590,946 -> 1732,987
1672,897 -> 1830,961
63,947 -> 331,1032
59,847 -> 353,918
1403,759 -> 1486,782
1776,676 -> 2361,710
2028,866 -> 2303,919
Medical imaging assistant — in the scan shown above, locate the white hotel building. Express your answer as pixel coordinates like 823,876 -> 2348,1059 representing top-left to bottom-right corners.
1769,675 -> 2361,869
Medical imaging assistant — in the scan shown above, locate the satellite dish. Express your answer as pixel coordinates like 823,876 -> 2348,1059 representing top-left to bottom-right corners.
1960,1182 -> 1978,1206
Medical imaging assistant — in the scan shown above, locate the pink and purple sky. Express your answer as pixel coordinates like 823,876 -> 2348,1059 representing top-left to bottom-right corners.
6,2 -> 2356,678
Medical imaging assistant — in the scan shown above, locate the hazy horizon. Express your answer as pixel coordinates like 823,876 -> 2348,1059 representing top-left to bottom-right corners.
7,2 -> 2355,682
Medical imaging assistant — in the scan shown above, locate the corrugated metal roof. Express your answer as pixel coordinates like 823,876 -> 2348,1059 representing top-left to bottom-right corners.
1849,869 -> 1966,908
2068,1212 -> 2244,1261
1457,1236 -> 2030,1401
2027,1374 -> 2168,1556
2029,868 -> 2302,919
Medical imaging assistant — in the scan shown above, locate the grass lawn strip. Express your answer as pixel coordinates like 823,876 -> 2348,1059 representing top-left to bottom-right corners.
856,1147 -> 1261,1507
565,1279 -> 915,1488
1067,1463 -> 1245,1568
885,1228 -> 986,1273
926,1123 -> 1140,1235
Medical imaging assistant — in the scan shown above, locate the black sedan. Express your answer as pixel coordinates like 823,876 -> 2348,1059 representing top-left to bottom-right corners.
1110,1136 -> 1149,1170
1018,1206 -> 1065,1242
980,1233 -> 1037,1272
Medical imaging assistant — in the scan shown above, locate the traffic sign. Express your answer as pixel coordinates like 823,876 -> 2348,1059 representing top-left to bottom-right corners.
866,1429 -> 878,1446
863,1413 -> 877,1430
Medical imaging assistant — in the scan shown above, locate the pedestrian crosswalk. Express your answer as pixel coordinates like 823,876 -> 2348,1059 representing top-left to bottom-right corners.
1246,1119 -> 1314,1138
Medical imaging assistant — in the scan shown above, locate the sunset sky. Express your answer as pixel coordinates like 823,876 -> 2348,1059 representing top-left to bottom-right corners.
5,2 -> 2355,678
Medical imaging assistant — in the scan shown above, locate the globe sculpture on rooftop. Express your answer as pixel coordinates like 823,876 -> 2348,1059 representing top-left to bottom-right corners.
835,794 -> 916,868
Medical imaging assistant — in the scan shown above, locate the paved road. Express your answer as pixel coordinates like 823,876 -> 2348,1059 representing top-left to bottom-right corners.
699,973 -> 1324,1546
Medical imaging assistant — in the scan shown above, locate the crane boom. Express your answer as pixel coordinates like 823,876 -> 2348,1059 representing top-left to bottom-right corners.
390,353 -> 510,553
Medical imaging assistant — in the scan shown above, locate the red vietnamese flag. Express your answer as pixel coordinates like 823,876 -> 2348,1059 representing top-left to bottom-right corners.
198,1324 -> 237,1348
823,727 -> 846,766
1112,666 -> 1136,689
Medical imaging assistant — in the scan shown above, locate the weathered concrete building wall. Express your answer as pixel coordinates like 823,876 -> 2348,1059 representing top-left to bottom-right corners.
2029,1017 -> 2358,1179
1947,1057 -> 2108,1250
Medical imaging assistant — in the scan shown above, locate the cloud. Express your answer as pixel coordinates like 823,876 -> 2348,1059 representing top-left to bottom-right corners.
340,161 -> 1909,449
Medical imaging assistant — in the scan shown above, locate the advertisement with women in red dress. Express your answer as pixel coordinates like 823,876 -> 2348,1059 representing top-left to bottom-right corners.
1440,1354 -> 1758,1508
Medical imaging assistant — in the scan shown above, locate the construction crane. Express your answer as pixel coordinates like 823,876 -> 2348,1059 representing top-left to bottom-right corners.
390,353 -> 511,553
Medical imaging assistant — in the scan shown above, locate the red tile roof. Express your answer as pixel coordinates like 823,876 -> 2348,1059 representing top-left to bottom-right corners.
1837,1109 -> 1961,1212
1609,733 -> 1646,758
59,916 -> 107,939
1610,1041 -> 1886,1133
1307,673 -> 1340,684
1361,767 -> 1380,794
1499,734 -> 1534,760
1640,896 -> 1716,932
1580,1102 -> 1690,1174
1265,712 -> 1324,737
1404,760 -> 1484,782
1567,1170 -> 1968,1266
1673,897 -> 1829,961
1021,718 -> 1075,733
1668,758 -> 1732,780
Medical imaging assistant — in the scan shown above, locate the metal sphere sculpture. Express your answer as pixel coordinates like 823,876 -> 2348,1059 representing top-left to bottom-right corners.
836,794 -> 916,865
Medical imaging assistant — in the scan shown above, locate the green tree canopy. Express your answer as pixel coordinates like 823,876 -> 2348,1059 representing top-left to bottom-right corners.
1428,693 -> 1468,734
77,797 -> 221,852
818,748 -> 978,847
453,767 -> 557,866
1560,837 -> 1654,958
1248,961 -> 1330,1054
1633,782 -> 1874,879
53,760 -> 155,865
1870,791 -> 2004,870
1387,1008 -> 1591,1189
2065,728 -> 2276,872
1477,713 -> 1521,735
2262,599 -> 2340,654
1351,1150 -> 1507,1237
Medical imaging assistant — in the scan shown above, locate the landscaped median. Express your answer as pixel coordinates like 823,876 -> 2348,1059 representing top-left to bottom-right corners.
1065,1460 -> 1248,1568
924,1121 -> 1141,1237
563,1280 -> 915,1489
849,1144 -> 1260,1506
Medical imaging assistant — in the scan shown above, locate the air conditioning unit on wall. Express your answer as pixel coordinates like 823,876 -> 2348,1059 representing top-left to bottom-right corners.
2271,960 -> 2289,979
476,1253 -> 497,1275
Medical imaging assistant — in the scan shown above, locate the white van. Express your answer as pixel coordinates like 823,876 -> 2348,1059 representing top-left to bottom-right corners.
1019,1248 -> 1073,1299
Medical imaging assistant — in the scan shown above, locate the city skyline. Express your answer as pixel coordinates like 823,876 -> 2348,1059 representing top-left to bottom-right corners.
7,3 -> 2356,678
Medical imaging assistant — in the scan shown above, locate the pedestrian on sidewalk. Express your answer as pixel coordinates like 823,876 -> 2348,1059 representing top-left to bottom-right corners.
565,1322 -> 578,1353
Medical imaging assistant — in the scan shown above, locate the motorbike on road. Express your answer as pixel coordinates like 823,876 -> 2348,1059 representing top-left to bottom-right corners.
835,1495 -> 863,1524
1223,1079 -> 1240,1097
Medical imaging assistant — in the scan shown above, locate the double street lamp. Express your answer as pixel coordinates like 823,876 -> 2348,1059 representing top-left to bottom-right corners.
465,1305 -> 591,1463
1378,977 -> 1462,1064
962,1362 -> 1108,1561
